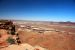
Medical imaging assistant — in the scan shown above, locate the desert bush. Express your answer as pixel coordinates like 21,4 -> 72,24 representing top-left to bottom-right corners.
7,37 -> 15,44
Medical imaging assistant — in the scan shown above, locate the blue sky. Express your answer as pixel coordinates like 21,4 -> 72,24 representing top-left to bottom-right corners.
0,0 -> 75,22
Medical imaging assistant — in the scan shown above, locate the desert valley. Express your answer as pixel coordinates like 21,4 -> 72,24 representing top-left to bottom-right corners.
0,20 -> 75,50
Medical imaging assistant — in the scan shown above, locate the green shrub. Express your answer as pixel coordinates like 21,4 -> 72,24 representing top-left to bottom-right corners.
7,37 -> 15,44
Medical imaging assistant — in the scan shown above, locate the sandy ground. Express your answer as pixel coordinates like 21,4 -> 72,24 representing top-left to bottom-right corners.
0,43 -> 47,50
17,30 -> 75,50
0,29 -> 8,42
0,29 -> 9,48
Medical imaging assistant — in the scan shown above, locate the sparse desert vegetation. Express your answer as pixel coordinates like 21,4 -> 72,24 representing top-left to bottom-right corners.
0,20 -> 75,50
